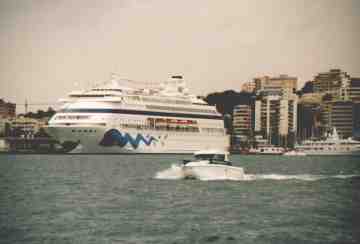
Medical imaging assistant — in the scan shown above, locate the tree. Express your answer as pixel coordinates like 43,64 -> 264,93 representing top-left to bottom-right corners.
204,90 -> 254,115
204,90 -> 255,134
23,107 -> 56,119
297,81 -> 314,96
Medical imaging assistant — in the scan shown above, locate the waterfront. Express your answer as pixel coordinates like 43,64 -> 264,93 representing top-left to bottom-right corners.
1,155 -> 360,244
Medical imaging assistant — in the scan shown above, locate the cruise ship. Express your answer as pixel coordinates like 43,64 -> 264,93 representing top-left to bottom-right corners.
46,76 -> 229,153
295,128 -> 360,155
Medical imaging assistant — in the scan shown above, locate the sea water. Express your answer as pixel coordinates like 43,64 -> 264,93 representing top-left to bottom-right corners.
0,154 -> 359,244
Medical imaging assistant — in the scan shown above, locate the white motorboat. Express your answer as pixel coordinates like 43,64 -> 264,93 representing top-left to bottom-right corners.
180,150 -> 245,180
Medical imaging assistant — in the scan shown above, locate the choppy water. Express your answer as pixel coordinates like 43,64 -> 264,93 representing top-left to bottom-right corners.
1,154 -> 360,244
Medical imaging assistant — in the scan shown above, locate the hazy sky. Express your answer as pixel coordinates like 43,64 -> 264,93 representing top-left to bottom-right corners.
0,0 -> 359,112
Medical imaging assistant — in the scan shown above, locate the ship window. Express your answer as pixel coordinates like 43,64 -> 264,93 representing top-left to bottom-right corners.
195,154 -> 225,161
89,130 -> 92,132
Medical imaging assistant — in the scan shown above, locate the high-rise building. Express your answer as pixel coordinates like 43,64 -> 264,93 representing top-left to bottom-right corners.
254,91 -> 297,146
353,102 -> 360,138
313,69 -> 350,96
0,99 -> 16,118
312,69 -> 360,101
300,69 -> 360,139
232,104 -> 252,148
320,101 -> 355,138
254,74 -> 297,95
297,103 -> 321,141
348,78 -> 360,101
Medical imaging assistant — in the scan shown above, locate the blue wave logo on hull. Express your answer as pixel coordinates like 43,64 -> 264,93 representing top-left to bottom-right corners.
99,129 -> 157,149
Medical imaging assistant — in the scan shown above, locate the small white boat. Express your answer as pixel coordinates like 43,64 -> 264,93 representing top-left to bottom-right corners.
180,150 -> 245,180
283,150 -> 307,156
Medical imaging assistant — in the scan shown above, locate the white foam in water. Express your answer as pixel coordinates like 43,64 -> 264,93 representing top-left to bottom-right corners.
246,174 -> 325,181
331,174 -> 360,179
249,174 -> 360,181
154,166 -> 360,181
155,164 -> 185,180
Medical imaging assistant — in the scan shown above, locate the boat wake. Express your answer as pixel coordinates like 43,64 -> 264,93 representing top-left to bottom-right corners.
155,164 -> 185,180
242,174 -> 360,181
154,165 -> 360,181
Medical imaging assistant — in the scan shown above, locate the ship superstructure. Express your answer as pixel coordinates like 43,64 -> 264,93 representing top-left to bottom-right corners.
46,76 -> 229,153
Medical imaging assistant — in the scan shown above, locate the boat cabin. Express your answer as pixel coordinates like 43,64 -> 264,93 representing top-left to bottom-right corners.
193,150 -> 231,165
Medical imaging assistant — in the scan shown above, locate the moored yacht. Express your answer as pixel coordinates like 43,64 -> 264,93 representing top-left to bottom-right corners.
46,75 -> 229,153
295,128 -> 360,156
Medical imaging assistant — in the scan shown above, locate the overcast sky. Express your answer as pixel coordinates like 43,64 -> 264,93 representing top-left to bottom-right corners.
0,0 -> 359,112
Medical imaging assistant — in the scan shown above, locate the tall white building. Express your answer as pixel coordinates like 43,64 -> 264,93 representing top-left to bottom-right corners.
254,91 -> 297,146
253,74 -> 298,146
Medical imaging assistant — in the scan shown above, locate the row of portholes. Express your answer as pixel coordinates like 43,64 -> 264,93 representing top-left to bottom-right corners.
71,129 -> 97,133
303,147 -> 351,151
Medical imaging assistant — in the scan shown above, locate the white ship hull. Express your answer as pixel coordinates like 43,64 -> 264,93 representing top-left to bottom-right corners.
294,149 -> 360,156
46,126 -> 229,154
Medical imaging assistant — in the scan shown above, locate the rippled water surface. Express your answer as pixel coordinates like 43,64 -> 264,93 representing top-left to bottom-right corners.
1,154 -> 360,244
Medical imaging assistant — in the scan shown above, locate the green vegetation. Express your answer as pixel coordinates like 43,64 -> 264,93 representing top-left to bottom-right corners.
204,90 -> 254,115
20,107 -> 56,120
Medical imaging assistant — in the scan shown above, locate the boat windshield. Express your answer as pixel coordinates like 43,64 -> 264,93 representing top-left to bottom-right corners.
194,154 -> 225,161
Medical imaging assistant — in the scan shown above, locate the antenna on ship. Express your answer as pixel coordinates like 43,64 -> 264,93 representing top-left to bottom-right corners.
25,99 -> 28,114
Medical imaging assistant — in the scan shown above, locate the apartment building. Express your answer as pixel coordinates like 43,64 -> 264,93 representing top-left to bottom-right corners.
254,74 -> 297,95
254,90 -> 297,146
320,101 -> 356,139
232,104 -> 252,148
0,99 -> 16,118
